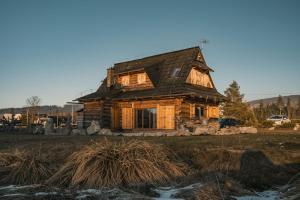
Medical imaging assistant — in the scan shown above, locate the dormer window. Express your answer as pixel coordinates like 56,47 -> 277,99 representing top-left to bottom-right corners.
121,75 -> 129,86
137,73 -> 146,84
171,67 -> 181,77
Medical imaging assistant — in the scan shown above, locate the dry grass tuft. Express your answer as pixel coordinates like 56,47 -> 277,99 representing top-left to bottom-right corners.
0,149 -> 52,185
0,150 -> 23,167
181,148 -> 241,174
192,175 -> 252,200
193,182 -> 221,200
204,150 -> 241,174
48,139 -> 185,188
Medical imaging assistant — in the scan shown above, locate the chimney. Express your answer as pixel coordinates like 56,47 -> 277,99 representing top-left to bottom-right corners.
107,68 -> 114,88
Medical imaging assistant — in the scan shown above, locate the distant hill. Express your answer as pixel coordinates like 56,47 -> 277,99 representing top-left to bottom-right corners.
0,104 -> 83,115
248,95 -> 300,108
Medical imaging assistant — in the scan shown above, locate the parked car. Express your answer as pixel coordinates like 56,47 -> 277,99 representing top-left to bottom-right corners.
266,115 -> 291,125
219,118 -> 240,128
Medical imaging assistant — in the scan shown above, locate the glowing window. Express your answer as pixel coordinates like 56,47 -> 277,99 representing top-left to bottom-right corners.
121,75 -> 129,86
137,73 -> 146,84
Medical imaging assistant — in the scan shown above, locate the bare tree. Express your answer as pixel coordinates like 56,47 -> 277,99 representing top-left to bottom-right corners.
26,96 -> 41,124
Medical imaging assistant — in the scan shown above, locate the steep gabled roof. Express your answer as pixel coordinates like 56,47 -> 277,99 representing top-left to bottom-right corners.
114,47 -> 198,72
77,46 -> 224,102
113,46 -> 213,86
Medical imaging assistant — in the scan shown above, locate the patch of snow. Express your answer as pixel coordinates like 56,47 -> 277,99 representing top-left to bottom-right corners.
1,193 -> 27,197
77,188 -> 103,195
233,190 -> 279,200
76,188 -> 105,199
0,184 -> 40,191
76,194 -> 90,199
75,188 -> 127,199
35,191 -> 58,196
155,187 -> 182,200
0,185 -> 40,191
154,183 -> 202,200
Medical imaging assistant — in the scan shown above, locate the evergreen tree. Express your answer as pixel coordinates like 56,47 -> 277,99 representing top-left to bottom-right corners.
258,100 -> 266,121
259,100 -> 265,120
224,81 -> 244,103
276,95 -> 285,115
223,81 -> 257,126
253,100 -> 267,122
267,103 -> 280,116
294,97 -> 300,119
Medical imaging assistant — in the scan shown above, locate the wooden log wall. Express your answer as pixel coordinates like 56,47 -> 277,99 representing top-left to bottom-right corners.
180,101 -> 191,122
115,98 -> 182,130
82,98 -> 220,130
113,98 -> 220,130
83,101 -> 102,128
102,100 -> 112,128
181,98 -> 220,119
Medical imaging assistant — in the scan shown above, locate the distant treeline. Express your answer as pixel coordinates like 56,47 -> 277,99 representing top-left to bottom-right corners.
0,104 -> 83,115
253,95 -> 300,121
249,95 -> 300,108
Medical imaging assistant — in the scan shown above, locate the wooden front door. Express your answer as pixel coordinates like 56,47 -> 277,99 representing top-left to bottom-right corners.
121,108 -> 133,129
111,106 -> 120,130
157,105 -> 175,129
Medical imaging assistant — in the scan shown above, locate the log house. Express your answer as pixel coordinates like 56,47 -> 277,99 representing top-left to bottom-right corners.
77,47 -> 224,131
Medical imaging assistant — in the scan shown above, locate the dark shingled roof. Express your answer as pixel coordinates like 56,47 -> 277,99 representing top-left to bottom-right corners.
77,46 -> 224,102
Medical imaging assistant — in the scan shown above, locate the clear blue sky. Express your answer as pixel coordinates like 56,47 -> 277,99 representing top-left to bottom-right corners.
0,0 -> 299,108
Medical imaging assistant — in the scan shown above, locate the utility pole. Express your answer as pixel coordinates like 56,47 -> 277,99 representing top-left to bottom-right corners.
26,108 -> 29,125
280,108 -> 282,115
71,104 -> 74,125
66,101 -> 83,126
56,108 -> 59,128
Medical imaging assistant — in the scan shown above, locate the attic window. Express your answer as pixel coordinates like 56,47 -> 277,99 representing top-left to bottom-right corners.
137,73 -> 146,84
171,67 -> 181,77
121,75 -> 129,86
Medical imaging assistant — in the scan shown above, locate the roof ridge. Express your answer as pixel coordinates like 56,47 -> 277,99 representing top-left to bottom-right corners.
114,46 -> 200,66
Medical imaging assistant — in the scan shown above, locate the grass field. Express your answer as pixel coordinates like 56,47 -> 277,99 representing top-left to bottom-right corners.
0,132 -> 299,164
0,132 -> 299,198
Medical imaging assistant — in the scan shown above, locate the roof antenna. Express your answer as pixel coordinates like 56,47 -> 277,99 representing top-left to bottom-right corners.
198,39 -> 209,50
